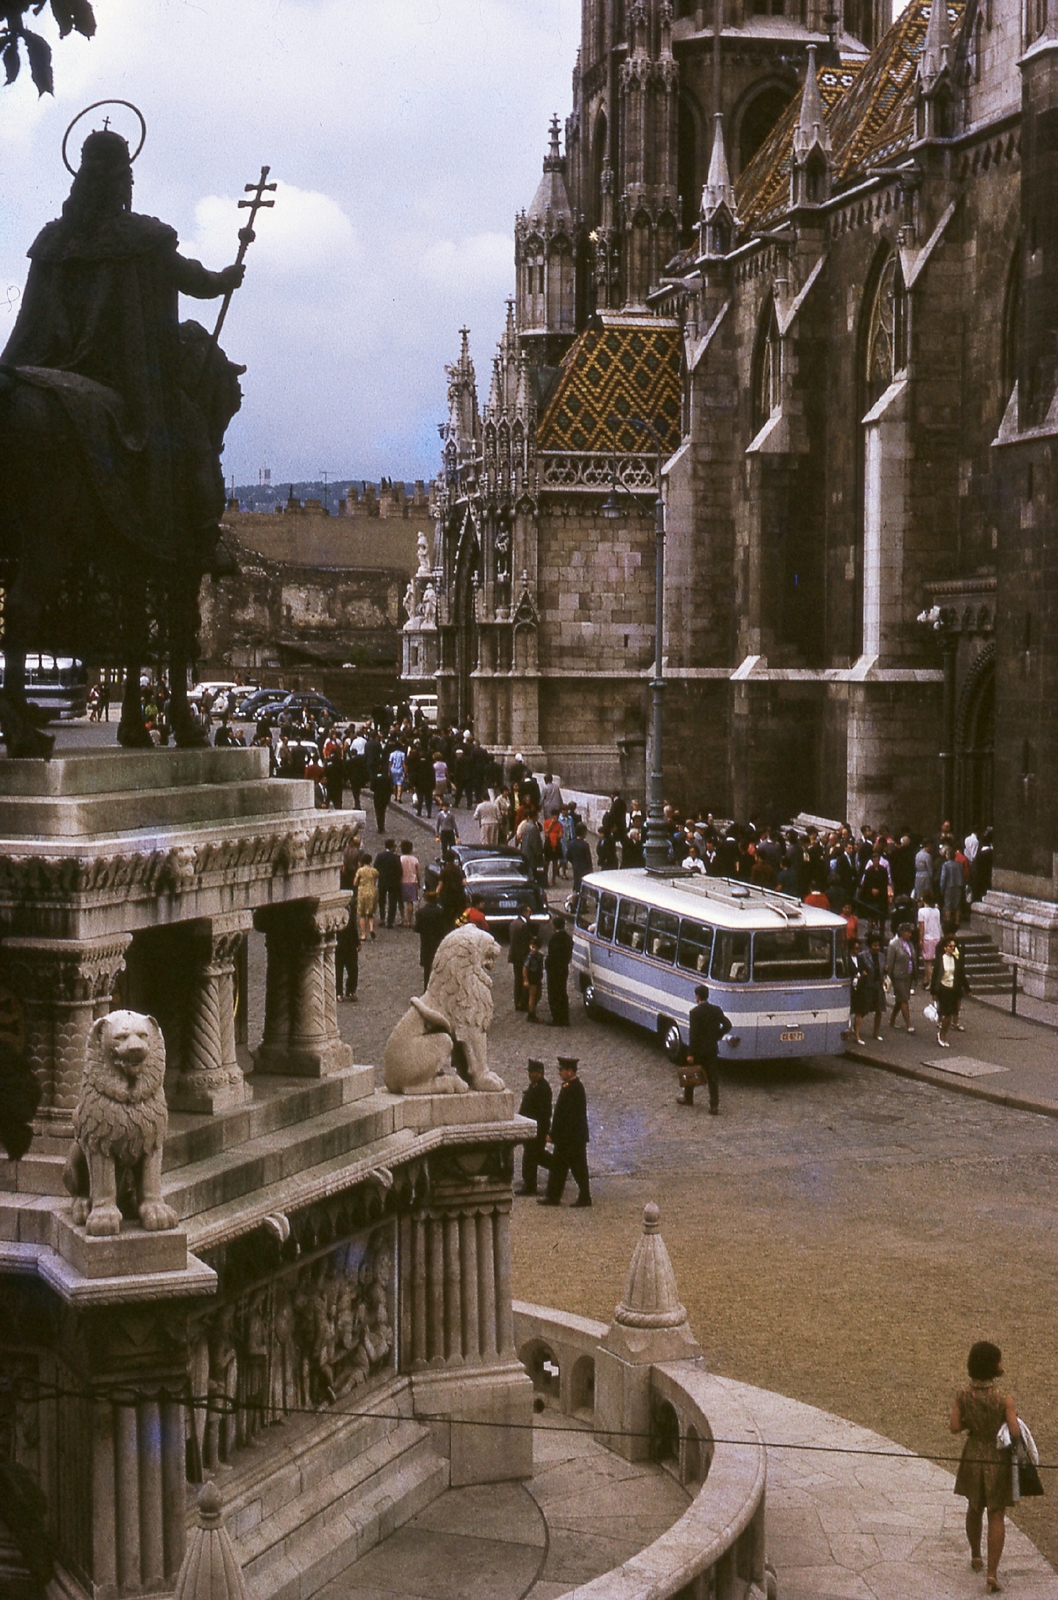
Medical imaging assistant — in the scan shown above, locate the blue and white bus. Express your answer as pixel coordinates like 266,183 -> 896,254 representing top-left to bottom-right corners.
0,653 -> 88,720
572,870 -> 851,1062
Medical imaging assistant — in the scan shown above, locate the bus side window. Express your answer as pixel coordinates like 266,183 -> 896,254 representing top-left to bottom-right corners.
646,909 -> 679,964
615,900 -> 649,951
575,886 -> 600,933
677,919 -> 713,974
711,932 -> 750,982
597,892 -> 618,941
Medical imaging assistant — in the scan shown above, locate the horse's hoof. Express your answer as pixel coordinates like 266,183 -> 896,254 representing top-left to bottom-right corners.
117,722 -> 154,749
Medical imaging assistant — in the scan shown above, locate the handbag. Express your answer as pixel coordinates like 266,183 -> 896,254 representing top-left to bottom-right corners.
1017,1449 -> 1045,1498
923,1002 -> 938,1024
999,1421 -> 1044,1499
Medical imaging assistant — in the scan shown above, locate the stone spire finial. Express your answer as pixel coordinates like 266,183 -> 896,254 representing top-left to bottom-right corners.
174,1483 -> 252,1600
918,0 -> 954,93
545,113 -> 563,170
793,46 -> 832,161
526,116 -> 572,225
603,1202 -> 702,1362
701,113 -> 736,218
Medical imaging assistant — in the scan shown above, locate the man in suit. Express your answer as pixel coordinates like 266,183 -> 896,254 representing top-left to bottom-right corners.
539,1057 -> 591,1207
545,915 -> 574,1026
414,889 -> 447,985
508,905 -> 533,1011
516,1059 -> 552,1196
681,984 -> 732,1113
885,922 -> 917,1033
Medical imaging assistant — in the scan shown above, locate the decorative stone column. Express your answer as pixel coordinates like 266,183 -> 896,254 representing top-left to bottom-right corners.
399,1147 -> 531,1485
2,933 -> 132,1136
253,895 -> 352,1077
169,915 -> 253,1114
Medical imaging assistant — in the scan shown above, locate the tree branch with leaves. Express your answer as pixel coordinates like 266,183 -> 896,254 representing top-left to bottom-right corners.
2,0 -> 96,96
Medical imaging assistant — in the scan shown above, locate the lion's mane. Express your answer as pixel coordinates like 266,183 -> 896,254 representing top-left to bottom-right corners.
73,1012 -> 168,1167
423,923 -> 497,1043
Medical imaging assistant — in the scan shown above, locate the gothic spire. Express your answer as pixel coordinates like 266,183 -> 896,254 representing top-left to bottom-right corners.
701,113 -> 735,217
918,0 -> 954,93
526,113 -> 573,226
793,45 -> 832,162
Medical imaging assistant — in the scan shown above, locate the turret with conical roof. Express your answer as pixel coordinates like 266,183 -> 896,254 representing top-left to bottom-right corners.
515,116 -> 577,362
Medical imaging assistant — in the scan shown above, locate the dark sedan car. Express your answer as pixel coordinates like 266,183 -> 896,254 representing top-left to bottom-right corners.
275,692 -> 341,722
432,846 -> 551,935
237,688 -> 290,720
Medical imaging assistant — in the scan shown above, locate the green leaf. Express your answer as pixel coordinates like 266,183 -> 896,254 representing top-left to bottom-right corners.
3,40 -> 21,84
50,0 -> 76,37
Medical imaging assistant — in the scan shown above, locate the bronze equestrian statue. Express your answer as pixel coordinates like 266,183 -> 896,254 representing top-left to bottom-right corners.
0,125 -> 247,755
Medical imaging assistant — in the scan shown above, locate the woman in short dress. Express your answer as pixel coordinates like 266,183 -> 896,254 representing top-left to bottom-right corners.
917,892 -> 943,990
353,852 -> 379,942
399,839 -> 421,928
950,1340 -> 1020,1592
930,934 -> 971,1047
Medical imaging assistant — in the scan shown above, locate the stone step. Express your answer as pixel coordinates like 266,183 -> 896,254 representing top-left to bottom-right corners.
184,1126 -> 418,1255
164,1068 -> 376,1174
0,777 -> 315,838
0,746 -> 269,797
163,1096 -> 404,1222
229,1411 -> 448,1600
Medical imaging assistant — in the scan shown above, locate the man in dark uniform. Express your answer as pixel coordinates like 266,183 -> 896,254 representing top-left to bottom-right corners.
508,905 -> 533,1012
414,889 -> 447,985
516,1059 -> 552,1196
681,984 -> 732,1113
539,1057 -> 591,1207
545,914 -> 573,1026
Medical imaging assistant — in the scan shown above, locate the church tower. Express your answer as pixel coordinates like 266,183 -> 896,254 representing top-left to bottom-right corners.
562,0 -> 885,322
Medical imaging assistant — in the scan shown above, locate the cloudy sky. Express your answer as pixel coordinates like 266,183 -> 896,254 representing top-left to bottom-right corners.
0,0 -> 581,485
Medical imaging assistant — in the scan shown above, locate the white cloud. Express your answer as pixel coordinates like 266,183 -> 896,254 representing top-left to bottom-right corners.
189,183 -> 358,276
0,0 -> 582,480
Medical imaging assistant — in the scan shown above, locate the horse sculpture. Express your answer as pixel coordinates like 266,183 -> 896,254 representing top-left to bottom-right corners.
0,321 -> 244,757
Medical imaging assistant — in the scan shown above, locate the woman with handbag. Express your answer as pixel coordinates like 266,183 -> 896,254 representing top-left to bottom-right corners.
949,1341 -> 1021,1591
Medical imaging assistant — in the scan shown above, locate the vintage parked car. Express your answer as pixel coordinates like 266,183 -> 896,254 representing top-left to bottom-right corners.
431,845 -> 551,935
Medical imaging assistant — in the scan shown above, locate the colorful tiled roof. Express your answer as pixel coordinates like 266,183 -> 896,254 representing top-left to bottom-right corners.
536,319 -> 682,454
736,0 -> 964,230
736,55 -> 866,230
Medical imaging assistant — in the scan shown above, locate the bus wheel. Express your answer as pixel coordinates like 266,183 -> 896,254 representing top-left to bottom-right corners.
583,982 -> 598,1015
661,1021 -> 683,1062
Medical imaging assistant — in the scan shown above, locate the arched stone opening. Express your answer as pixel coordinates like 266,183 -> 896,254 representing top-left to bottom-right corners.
650,1398 -> 680,1464
519,1338 -> 561,1402
570,1354 -> 595,1419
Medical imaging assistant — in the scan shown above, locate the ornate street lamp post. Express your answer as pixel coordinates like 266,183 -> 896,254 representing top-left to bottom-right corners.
603,415 -> 670,873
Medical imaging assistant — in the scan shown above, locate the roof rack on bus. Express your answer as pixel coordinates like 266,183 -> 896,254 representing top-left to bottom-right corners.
661,876 -> 806,924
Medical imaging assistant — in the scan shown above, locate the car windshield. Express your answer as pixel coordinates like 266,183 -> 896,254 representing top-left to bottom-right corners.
464,859 -> 531,880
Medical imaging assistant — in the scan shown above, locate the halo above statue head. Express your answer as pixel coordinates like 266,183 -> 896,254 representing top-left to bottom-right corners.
62,100 -> 147,176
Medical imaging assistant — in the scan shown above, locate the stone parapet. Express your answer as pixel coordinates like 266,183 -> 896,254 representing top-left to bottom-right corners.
975,888 -> 1058,999
513,1300 -> 769,1600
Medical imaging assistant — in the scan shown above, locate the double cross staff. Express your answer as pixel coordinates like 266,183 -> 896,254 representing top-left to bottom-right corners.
203,165 -> 277,363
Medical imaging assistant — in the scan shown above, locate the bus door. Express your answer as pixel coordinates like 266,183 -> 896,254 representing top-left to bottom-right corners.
610,897 -> 650,1023
709,930 -> 755,1054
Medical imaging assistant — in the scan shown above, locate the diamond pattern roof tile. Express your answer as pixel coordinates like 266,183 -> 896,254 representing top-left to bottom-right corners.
537,322 -> 682,455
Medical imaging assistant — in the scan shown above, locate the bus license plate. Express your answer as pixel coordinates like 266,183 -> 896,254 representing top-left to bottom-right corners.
779,1029 -> 805,1043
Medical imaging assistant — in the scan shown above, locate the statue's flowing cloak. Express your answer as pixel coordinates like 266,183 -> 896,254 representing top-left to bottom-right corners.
2,210 -> 227,561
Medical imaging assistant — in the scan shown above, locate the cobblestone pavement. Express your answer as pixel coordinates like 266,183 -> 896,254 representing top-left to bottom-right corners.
285,804 -> 1058,1576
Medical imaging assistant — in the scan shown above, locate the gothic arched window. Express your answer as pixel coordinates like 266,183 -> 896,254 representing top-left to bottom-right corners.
864,253 -> 908,408
753,298 -> 782,430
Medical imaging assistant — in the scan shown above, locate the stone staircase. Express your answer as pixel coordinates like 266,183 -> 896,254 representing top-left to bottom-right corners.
222,1380 -> 449,1600
960,925 -> 1016,997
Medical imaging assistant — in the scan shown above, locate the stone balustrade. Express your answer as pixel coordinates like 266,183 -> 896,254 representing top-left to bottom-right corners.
513,1300 -> 770,1600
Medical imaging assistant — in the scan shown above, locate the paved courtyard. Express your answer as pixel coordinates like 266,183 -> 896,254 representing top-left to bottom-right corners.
292,799 -> 1058,1579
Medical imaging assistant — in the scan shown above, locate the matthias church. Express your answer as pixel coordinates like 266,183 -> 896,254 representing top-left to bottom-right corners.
410,0 -> 1058,995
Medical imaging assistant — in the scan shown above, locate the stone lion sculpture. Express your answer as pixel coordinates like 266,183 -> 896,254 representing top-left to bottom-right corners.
383,923 -> 506,1094
62,1010 -> 179,1236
